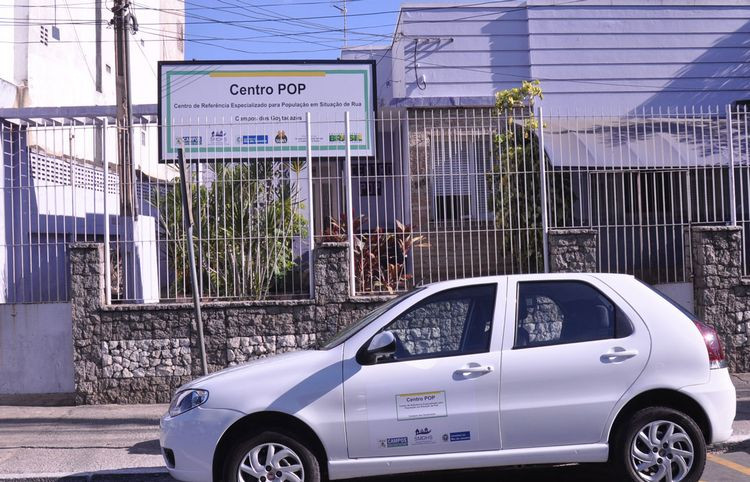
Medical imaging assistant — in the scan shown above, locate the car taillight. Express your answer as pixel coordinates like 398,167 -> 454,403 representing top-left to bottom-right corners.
693,320 -> 727,369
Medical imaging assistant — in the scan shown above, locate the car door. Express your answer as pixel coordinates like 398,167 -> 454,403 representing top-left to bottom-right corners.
342,281 -> 505,458
499,275 -> 650,449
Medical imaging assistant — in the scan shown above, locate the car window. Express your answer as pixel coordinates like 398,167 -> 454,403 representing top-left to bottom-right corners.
515,281 -> 632,349
320,288 -> 425,350
374,284 -> 497,362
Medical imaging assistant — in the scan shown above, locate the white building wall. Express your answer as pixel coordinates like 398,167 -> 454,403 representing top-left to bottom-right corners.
0,0 -> 184,109
527,2 -> 750,113
354,0 -> 750,113
396,3 -> 531,103
0,303 -> 74,395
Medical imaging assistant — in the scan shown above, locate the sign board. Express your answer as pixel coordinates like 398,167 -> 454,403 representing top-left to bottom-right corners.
158,60 -> 376,161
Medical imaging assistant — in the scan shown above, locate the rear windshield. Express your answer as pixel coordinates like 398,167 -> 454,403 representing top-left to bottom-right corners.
637,279 -> 696,320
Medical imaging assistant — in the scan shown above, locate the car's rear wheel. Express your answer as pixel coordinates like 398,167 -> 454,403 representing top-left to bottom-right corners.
612,407 -> 706,482
223,429 -> 321,482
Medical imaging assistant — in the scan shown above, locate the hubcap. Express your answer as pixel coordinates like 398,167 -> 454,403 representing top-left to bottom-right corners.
237,442 -> 304,482
630,420 -> 694,482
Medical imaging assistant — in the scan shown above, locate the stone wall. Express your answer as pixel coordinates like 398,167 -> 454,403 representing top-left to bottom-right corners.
548,229 -> 598,273
691,226 -> 750,371
69,224 -> 750,404
70,242 -> 389,404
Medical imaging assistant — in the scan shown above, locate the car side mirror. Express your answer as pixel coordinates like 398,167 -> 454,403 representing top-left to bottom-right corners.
361,331 -> 397,364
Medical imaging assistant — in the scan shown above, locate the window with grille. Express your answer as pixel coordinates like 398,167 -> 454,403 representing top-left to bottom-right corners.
431,131 -> 494,222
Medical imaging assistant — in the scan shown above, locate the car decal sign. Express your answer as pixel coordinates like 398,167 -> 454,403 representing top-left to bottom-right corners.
396,391 -> 447,421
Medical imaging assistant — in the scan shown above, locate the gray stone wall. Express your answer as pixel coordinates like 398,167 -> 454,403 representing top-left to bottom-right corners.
69,223 -> 750,404
691,226 -> 750,371
520,296 -> 564,343
391,299 -> 469,355
548,229 -> 598,273
69,242 -> 389,404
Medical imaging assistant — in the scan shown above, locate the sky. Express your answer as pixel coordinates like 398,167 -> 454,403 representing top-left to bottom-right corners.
183,0 -> 454,61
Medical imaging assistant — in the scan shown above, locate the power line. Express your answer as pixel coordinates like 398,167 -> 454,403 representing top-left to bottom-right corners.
0,1 -> 529,26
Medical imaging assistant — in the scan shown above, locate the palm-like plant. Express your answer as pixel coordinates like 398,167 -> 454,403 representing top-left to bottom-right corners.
153,160 -> 307,300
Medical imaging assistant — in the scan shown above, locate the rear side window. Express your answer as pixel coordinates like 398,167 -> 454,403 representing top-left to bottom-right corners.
515,281 -> 633,349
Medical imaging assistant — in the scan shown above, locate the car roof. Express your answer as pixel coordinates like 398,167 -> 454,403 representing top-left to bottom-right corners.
415,272 -> 636,290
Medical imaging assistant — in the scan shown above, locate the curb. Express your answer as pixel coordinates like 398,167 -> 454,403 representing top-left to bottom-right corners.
0,468 -> 172,482
709,436 -> 750,454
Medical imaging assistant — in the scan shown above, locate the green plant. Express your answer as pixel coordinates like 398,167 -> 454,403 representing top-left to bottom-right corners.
489,80 -> 573,271
323,215 -> 428,294
153,160 -> 307,300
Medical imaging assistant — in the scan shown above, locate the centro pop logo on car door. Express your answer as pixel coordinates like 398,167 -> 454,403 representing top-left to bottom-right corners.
396,391 -> 447,421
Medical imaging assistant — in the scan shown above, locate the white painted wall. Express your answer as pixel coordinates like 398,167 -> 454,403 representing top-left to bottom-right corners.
654,282 -> 695,315
0,0 -> 184,109
0,303 -> 74,394
355,0 -> 750,113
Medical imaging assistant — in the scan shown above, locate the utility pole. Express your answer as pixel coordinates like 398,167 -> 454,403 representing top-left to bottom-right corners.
333,0 -> 347,48
112,0 -> 137,217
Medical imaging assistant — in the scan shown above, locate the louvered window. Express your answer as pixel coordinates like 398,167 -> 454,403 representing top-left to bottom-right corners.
431,131 -> 493,222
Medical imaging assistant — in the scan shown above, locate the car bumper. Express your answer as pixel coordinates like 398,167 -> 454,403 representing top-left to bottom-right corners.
680,367 -> 736,444
160,406 -> 244,482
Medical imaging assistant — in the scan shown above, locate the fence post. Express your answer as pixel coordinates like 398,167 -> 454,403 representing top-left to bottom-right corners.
177,146 -> 208,376
537,106 -> 550,273
727,104 -> 738,227
306,112 -> 315,299
103,118 -> 112,304
344,111 -> 356,297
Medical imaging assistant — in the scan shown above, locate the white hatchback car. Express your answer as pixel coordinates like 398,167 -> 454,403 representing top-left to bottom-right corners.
160,274 -> 736,482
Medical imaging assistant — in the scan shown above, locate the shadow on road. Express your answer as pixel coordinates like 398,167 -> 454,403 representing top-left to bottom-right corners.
340,463 -> 613,482
128,439 -> 162,455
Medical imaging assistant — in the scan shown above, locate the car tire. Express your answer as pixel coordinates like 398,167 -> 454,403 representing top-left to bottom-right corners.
223,429 -> 321,482
611,406 -> 706,482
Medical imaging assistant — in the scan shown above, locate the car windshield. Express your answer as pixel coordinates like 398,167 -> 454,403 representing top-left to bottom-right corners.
319,288 -> 425,350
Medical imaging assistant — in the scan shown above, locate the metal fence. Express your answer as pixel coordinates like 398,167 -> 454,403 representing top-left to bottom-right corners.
1,106 -> 748,304
545,106 -> 749,284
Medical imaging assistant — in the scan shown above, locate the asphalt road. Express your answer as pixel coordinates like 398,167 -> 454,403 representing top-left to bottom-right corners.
1,403 -> 748,481
341,448 -> 750,481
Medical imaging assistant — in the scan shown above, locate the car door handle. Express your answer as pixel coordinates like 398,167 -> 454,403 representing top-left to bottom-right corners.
454,365 -> 494,375
601,348 -> 639,362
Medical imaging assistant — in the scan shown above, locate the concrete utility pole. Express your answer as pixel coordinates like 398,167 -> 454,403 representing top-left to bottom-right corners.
112,0 -> 137,217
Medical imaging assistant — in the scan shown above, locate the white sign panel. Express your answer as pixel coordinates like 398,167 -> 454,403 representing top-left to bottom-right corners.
159,61 -> 376,161
396,391 -> 448,421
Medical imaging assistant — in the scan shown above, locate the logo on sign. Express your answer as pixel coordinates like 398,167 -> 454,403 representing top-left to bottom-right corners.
237,135 -> 269,145
449,431 -> 471,442
208,130 -> 228,145
177,136 -> 202,146
414,427 -> 434,445
274,130 -> 288,144
328,133 -> 363,142
386,437 -> 408,448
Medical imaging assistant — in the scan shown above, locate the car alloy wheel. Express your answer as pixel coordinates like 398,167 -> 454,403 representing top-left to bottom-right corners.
237,442 -> 305,482
613,407 -> 706,482
225,430 -> 321,482
630,420 -> 694,482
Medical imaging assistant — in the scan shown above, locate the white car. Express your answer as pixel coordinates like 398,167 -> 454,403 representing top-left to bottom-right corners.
160,274 -> 736,482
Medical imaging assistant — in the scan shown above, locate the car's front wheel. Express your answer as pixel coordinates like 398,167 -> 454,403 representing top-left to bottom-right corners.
223,430 -> 321,482
612,406 -> 706,482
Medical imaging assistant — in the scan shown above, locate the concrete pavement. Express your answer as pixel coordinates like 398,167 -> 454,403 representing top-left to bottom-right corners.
1,376 -> 750,482
0,404 -> 168,481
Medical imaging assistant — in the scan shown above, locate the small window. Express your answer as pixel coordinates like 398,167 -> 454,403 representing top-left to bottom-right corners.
375,284 -> 497,362
515,281 -> 632,349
